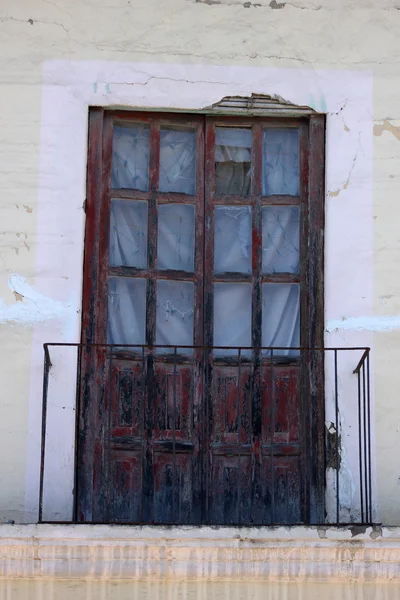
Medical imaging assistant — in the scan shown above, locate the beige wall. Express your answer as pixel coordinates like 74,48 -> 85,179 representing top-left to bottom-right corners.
1,581 -> 400,600
0,0 -> 399,524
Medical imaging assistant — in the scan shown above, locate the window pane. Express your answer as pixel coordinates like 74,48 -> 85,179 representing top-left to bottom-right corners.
262,129 -> 299,196
109,200 -> 148,268
159,127 -> 196,195
214,206 -> 252,274
262,206 -> 299,274
112,124 -> 150,191
156,280 -> 194,347
108,277 -> 146,345
214,283 -> 251,349
262,283 -> 299,355
157,204 -> 195,272
215,128 -> 252,195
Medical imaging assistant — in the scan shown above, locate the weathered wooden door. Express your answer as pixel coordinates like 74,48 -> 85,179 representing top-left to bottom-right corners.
78,109 -> 325,524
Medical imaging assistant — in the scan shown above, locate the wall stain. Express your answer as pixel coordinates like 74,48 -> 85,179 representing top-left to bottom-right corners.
326,423 -> 341,470
13,291 -> 23,303
370,525 -> 383,539
374,119 -> 400,142
269,0 -> 285,7
23,205 -> 33,214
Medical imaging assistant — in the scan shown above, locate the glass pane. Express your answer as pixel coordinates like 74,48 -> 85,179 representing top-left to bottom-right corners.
156,280 -> 194,347
214,283 -> 251,350
214,206 -> 252,274
262,283 -> 299,355
112,124 -> 150,191
215,128 -> 252,195
262,206 -> 299,274
108,277 -> 146,345
159,127 -> 196,195
262,129 -> 299,196
157,204 -> 195,272
109,200 -> 148,268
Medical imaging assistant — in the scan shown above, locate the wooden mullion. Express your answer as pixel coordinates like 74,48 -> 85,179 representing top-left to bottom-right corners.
204,120 -> 216,348
194,120 -> 205,347
109,266 -> 149,279
109,189 -> 151,201
251,122 -> 262,348
156,193 -> 200,205
260,195 -> 300,206
95,112 -> 113,522
97,112 -> 114,345
146,121 -> 160,346
203,118 -> 215,524
213,195 -> 255,206
298,119 -> 310,524
213,273 -> 252,283
159,116 -> 204,128
261,274 -> 301,284
207,116 -> 304,128
307,114 -> 325,524
250,121 -> 263,523
78,108 -> 105,522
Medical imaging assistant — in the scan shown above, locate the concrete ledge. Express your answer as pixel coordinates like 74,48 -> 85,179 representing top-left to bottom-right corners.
1,524 -> 400,581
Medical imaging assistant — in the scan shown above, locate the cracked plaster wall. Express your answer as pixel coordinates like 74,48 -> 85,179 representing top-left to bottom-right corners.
0,0 -> 399,525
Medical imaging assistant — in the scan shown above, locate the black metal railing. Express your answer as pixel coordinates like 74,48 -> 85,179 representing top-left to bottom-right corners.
39,343 -> 373,526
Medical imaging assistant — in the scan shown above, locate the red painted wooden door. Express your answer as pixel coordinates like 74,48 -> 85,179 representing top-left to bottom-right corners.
78,110 -> 325,525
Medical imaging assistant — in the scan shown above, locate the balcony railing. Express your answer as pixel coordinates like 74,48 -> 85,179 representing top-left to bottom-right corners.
39,343 -> 374,526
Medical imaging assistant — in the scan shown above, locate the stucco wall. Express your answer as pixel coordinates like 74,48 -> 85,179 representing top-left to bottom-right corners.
0,0 -> 399,524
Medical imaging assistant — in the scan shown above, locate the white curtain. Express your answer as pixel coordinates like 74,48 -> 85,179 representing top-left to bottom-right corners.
159,128 -> 196,195
214,283 -> 252,355
215,128 -> 252,195
109,200 -> 148,268
108,277 -> 146,346
108,126 -> 300,352
262,129 -> 299,196
112,125 -> 150,191
156,280 -> 194,348
157,204 -> 195,272
214,206 -> 252,274
262,206 -> 299,274
262,283 -> 300,355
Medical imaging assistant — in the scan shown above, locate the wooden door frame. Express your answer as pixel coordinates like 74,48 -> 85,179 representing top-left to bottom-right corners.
77,108 -> 325,524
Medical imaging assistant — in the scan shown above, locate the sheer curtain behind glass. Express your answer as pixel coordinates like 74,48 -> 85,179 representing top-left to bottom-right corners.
215,128 -> 252,195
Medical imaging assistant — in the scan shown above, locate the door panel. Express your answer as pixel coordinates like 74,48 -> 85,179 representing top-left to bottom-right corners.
78,110 -> 325,525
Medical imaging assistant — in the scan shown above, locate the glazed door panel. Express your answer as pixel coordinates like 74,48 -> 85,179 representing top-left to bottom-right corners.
78,110 -> 325,525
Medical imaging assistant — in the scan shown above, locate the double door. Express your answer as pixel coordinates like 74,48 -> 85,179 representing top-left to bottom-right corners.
77,110 -> 325,524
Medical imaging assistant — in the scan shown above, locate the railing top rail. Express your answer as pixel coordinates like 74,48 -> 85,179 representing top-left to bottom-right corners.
43,342 -> 371,352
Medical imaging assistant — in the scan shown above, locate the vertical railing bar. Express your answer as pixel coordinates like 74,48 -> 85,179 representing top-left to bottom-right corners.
357,366 -> 364,523
367,350 -> 372,523
140,346 -> 146,522
173,346 -> 178,524
106,350 -> 113,522
237,348 -> 242,525
301,348 -> 310,525
72,344 -> 83,522
362,360 -> 368,523
334,349 -> 339,524
270,348 -> 275,525
39,346 -> 51,523
205,347 -> 209,524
